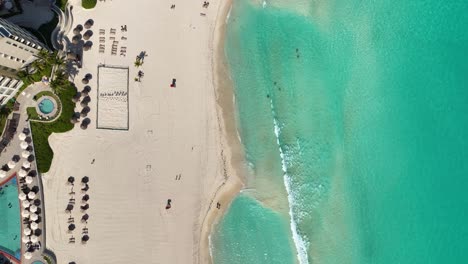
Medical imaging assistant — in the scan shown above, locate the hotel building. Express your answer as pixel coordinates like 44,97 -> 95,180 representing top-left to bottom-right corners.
0,17 -> 48,105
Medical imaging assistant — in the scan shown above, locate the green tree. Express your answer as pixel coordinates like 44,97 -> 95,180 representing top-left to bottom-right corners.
134,59 -> 143,67
31,59 -> 45,72
17,69 -> 35,83
50,70 -> 68,93
34,49 -> 51,64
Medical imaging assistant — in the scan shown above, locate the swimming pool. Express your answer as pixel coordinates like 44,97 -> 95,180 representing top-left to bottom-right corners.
0,177 -> 21,260
32,261 -> 45,264
38,98 -> 54,114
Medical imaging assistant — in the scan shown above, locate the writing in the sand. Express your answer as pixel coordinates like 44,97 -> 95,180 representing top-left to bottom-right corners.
99,91 -> 128,102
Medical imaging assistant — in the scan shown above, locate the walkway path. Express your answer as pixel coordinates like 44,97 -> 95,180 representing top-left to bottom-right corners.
0,82 -> 55,264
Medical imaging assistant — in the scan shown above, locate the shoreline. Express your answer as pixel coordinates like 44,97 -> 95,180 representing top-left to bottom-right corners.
199,0 -> 247,263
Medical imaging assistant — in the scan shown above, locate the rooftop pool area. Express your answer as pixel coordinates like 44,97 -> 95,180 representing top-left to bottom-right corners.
0,177 -> 21,260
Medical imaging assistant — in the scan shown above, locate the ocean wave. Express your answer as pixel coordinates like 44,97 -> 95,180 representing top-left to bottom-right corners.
270,99 -> 310,264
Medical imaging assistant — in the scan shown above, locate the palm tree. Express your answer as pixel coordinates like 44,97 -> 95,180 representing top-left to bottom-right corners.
17,69 -> 35,83
34,49 -> 50,64
134,59 -> 143,67
31,59 -> 45,72
50,70 -> 68,93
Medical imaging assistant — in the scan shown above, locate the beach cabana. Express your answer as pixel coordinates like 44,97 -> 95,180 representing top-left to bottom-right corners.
20,141 -> 29,149
30,235 -> 38,243
19,192 -> 27,201
30,213 -> 38,221
23,161 -> 31,169
23,227 -> 32,236
7,160 -> 16,169
24,252 -> 32,260
22,200 -> 30,208
30,204 -> 38,213
18,133 -> 26,140
26,176 -> 33,184
21,210 -> 30,218
22,150 -> 31,158
18,169 -> 27,178
28,191 -> 36,200
22,235 -> 30,243
0,170 -> 6,178
31,222 -> 39,230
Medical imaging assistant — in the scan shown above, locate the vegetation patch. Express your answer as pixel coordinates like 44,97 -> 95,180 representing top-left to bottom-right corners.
30,82 -> 76,173
82,0 -> 97,9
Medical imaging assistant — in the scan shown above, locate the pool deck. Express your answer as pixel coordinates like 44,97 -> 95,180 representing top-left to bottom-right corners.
0,82 -> 55,264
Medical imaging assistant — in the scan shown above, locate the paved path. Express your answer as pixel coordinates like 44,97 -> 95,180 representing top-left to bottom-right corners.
0,82 -> 54,264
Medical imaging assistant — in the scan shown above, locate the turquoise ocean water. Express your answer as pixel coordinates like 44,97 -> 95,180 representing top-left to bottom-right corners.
0,178 -> 21,258
212,0 -> 468,263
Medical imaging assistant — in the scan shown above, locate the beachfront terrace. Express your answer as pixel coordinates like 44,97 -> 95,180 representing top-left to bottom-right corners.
0,82 -> 57,264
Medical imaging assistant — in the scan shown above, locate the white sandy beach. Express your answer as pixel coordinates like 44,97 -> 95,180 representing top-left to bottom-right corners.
42,0 -> 244,263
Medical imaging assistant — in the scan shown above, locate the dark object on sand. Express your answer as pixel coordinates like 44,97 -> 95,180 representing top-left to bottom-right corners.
165,199 -> 172,209
68,176 -> 75,184
170,78 -> 176,88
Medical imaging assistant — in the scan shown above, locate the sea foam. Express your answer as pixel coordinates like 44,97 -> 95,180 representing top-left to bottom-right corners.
270,99 -> 310,264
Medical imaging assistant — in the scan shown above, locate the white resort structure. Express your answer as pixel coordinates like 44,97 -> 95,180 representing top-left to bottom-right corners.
0,17 -> 47,105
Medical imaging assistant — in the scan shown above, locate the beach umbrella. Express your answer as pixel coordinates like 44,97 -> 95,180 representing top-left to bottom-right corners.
30,213 -> 38,221
81,204 -> 89,211
20,141 -> 29,149
28,192 -> 36,200
68,176 -> 75,184
21,210 -> 30,218
23,227 -> 31,236
84,19 -> 94,29
82,214 -> 89,222
0,170 -> 6,178
29,204 -> 38,213
22,150 -> 31,158
18,133 -> 26,140
22,235 -> 30,243
68,224 -> 76,231
82,176 -> 89,183
7,160 -> 16,169
26,176 -> 33,184
31,222 -> 39,230
82,235 -> 89,242
22,200 -> 30,208
83,30 -> 93,40
30,235 -> 38,243
82,194 -> 89,201
22,161 -> 31,169
18,169 -> 27,178
24,251 -> 32,260
19,192 -> 27,201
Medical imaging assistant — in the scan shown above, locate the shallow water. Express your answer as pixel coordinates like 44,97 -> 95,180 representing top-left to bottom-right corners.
213,0 -> 468,263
